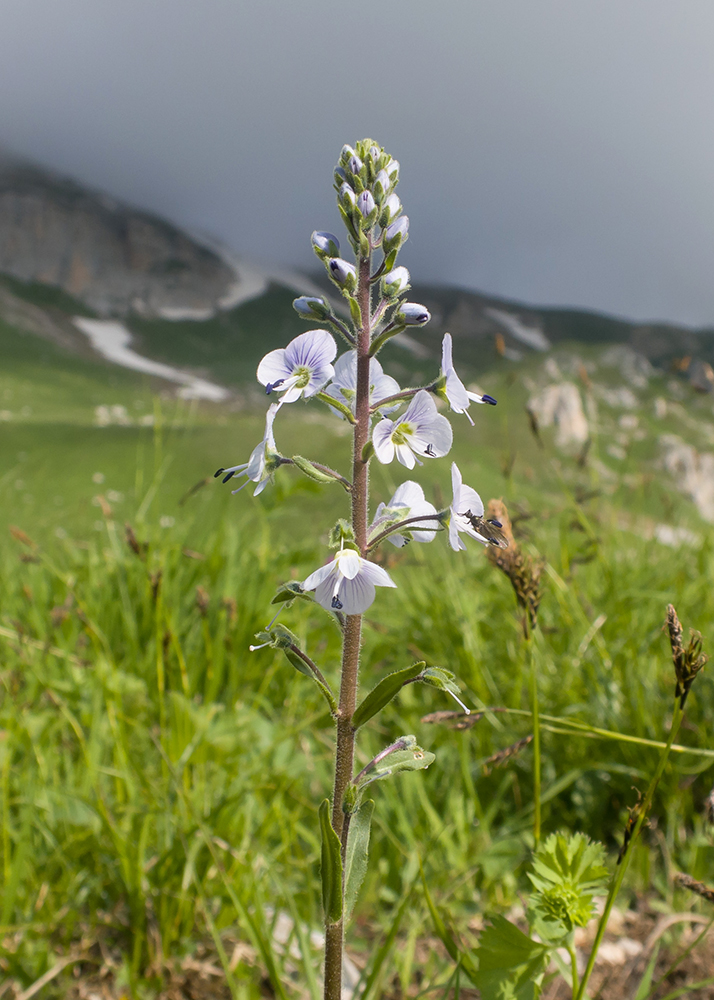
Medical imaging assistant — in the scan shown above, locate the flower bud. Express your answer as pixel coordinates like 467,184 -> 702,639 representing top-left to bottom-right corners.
368,145 -> 381,165
357,190 -> 376,221
339,182 -> 356,209
334,166 -> 348,186
383,215 -> 410,252
293,295 -> 332,321
381,192 -> 402,226
382,266 -> 410,297
328,257 -> 357,291
347,154 -> 363,176
311,231 -> 340,258
373,169 -> 391,202
340,144 -> 357,164
385,158 -> 400,182
396,302 -> 430,326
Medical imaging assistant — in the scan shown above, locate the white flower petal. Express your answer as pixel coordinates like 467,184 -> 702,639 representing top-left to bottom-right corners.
390,481 -> 426,506
335,548 -> 362,580
395,443 -> 416,469
457,486 -> 484,518
403,389 -> 438,425
257,349 -> 290,387
373,419 -> 396,464
303,561 -> 337,592
284,329 -> 337,370
451,463 -> 463,505
421,413 -> 453,457
337,575 -> 376,614
359,560 -> 397,588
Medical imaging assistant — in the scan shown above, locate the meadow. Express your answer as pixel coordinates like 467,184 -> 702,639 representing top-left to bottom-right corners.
1,315 -> 714,998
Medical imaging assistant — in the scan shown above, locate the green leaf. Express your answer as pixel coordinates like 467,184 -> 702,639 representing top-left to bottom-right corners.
352,662 -> 425,729
527,832 -> 608,941
420,666 -> 464,699
344,799 -> 374,920
472,916 -> 550,1000
318,800 -> 343,925
282,651 -> 337,715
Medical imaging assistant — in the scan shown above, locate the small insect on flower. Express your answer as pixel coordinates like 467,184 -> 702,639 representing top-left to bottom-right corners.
460,510 -> 509,549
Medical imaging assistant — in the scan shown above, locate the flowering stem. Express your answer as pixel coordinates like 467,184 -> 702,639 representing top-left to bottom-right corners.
574,696 -> 685,1000
323,249 -> 372,1000
368,382 -> 438,413
367,512 -> 444,551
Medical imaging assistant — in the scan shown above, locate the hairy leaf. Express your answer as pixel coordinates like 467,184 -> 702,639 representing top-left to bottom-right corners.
344,799 -> 374,920
352,662 -> 425,728
318,800 -> 343,924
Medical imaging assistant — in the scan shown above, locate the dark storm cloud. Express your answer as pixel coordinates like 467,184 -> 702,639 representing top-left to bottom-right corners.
0,0 -> 713,324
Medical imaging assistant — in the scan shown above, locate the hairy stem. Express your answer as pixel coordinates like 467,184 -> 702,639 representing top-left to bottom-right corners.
575,697 -> 685,1000
323,250 -> 372,1000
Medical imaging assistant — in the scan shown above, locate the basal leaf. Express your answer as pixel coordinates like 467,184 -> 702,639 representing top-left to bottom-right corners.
472,916 -> 549,1000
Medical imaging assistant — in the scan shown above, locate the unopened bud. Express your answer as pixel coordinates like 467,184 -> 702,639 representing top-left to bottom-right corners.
328,258 -> 357,290
311,231 -> 340,258
340,144 -> 357,164
382,266 -> 410,297
347,154 -> 363,176
396,302 -> 430,326
357,190 -> 376,220
293,295 -> 332,321
339,183 -> 356,209
385,158 -> 400,182
373,169 -> 391,202
334,166 -> 348,186
382,192 -> 402,225
383,215 -> 410,252
368,145 -> 381,165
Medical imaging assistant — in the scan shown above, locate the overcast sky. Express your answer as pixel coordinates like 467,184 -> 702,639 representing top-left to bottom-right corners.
1,1 -> 713,325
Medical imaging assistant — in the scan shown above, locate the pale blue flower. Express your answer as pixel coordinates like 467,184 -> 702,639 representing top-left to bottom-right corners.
303,547 -> 396,614
257,330 -> 337,403
373,390 -> 452,469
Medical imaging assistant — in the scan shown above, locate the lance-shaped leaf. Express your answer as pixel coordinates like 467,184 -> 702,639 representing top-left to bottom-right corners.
471,916 -> 550,999
352,662 -> 425,729
270,581 -> 313,607
354,735 -> 435,794
319,800 -> 343,925
344,799 -> 374,920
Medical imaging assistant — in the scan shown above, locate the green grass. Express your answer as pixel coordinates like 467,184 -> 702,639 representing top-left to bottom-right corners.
2,314 -> 714,996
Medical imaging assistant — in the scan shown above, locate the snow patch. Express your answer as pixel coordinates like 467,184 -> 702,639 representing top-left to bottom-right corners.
73,317 -> 229,402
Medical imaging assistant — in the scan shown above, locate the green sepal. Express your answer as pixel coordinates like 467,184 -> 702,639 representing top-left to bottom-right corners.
382,247 -> 399,274
328,519 -> 355,549
352,662 -> 425,729
344,799 -> 374,921
292,455 -> 339,485
337,204 -> 358,242
270,581 -> 313,607
253,623 -> 300,650
420,667 -> 463,700
318,800 -> 343,925
348,296 -> 362,328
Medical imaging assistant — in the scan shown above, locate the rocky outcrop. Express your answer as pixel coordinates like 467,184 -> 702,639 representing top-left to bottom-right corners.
528,382 -> 589,448
0,157 -> 238,317
660,434 -> 714,522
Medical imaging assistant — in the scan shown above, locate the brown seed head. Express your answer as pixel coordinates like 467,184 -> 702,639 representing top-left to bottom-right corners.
675,872 -> 714,904
486,499 -> 544,633
666,604 -> 707,707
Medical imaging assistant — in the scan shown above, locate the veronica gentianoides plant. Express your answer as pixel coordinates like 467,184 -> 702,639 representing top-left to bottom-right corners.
216,139 -> 501,999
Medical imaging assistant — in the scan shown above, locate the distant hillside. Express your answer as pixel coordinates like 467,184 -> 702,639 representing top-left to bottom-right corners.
1,152 -> 714,401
